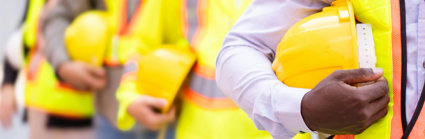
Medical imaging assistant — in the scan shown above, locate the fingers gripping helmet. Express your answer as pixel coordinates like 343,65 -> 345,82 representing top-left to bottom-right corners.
272,0 -> 376,89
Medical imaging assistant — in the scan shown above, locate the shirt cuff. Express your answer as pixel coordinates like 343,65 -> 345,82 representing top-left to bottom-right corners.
272,86 -> 316,134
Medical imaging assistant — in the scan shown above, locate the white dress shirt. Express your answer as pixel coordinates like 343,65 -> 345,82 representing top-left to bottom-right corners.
216,0 -> 333,138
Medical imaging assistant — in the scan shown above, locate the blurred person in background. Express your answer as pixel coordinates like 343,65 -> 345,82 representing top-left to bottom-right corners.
114,0 -> 189,138
1,0 -> 99,138
174,0 -> 271,138
1,0 -> 103,138
41,0 -> 180,138
116,0 -> 273,138
0,0 -> 30,129
0,0 -> 48,132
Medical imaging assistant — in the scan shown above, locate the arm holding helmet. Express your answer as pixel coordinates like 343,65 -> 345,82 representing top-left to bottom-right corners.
41,0 -> 106,91
115,0 -> 188,131
216,0 -> 389,137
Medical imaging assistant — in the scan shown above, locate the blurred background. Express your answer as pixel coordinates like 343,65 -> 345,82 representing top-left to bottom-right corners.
0,0 -> 29,138
0,0 -> 271,139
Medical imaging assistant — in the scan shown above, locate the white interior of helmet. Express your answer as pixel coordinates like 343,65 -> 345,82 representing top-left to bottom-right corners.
356,24 -> 376,68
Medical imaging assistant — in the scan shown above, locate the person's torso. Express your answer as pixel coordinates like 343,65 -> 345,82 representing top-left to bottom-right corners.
176,0 -> 272,138
335,0 -> 425,138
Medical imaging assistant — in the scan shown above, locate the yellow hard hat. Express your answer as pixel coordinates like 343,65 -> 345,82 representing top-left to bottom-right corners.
272,0 -> 376,89
137,46 -> 196,113
65,11 -> 110,66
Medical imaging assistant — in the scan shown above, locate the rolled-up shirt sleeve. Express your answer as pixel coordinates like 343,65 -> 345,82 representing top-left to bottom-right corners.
216,0 -> 333,138
41,0 -> 96,71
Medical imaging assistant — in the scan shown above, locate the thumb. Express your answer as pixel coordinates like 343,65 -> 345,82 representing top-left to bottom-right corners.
85,66 -> 107,90
334,68 -> 383,84
143,96 -> 168,109
163,106 -> 176,123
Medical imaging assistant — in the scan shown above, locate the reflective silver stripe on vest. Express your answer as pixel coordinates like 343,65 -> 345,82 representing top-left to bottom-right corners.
122,62 -> 138,74
188,71 -> 227,98
186,0 -> 226,99
187,0 -> 199,43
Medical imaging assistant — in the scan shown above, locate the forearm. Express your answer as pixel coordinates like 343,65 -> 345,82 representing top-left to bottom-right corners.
216,0 -> 335,137
216,46 -> 311,138
41,0 -> 93,71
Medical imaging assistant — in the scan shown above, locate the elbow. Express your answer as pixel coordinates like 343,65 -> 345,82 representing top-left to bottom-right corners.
215,45 -> 230,97
215,32 -> 242,98
215,32 -> 238,83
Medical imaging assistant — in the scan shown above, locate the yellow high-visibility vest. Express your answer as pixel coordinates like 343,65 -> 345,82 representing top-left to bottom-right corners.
336,0 -> 418,138
112,0 -> 190,131
175,0 -> 272,138
23,0 -> 44,49
25,57 -> 94,118
24,0 -> 94,118
104,0 -> 188,67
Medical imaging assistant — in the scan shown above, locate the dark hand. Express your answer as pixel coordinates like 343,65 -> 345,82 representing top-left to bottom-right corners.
301,68 -> 389,135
